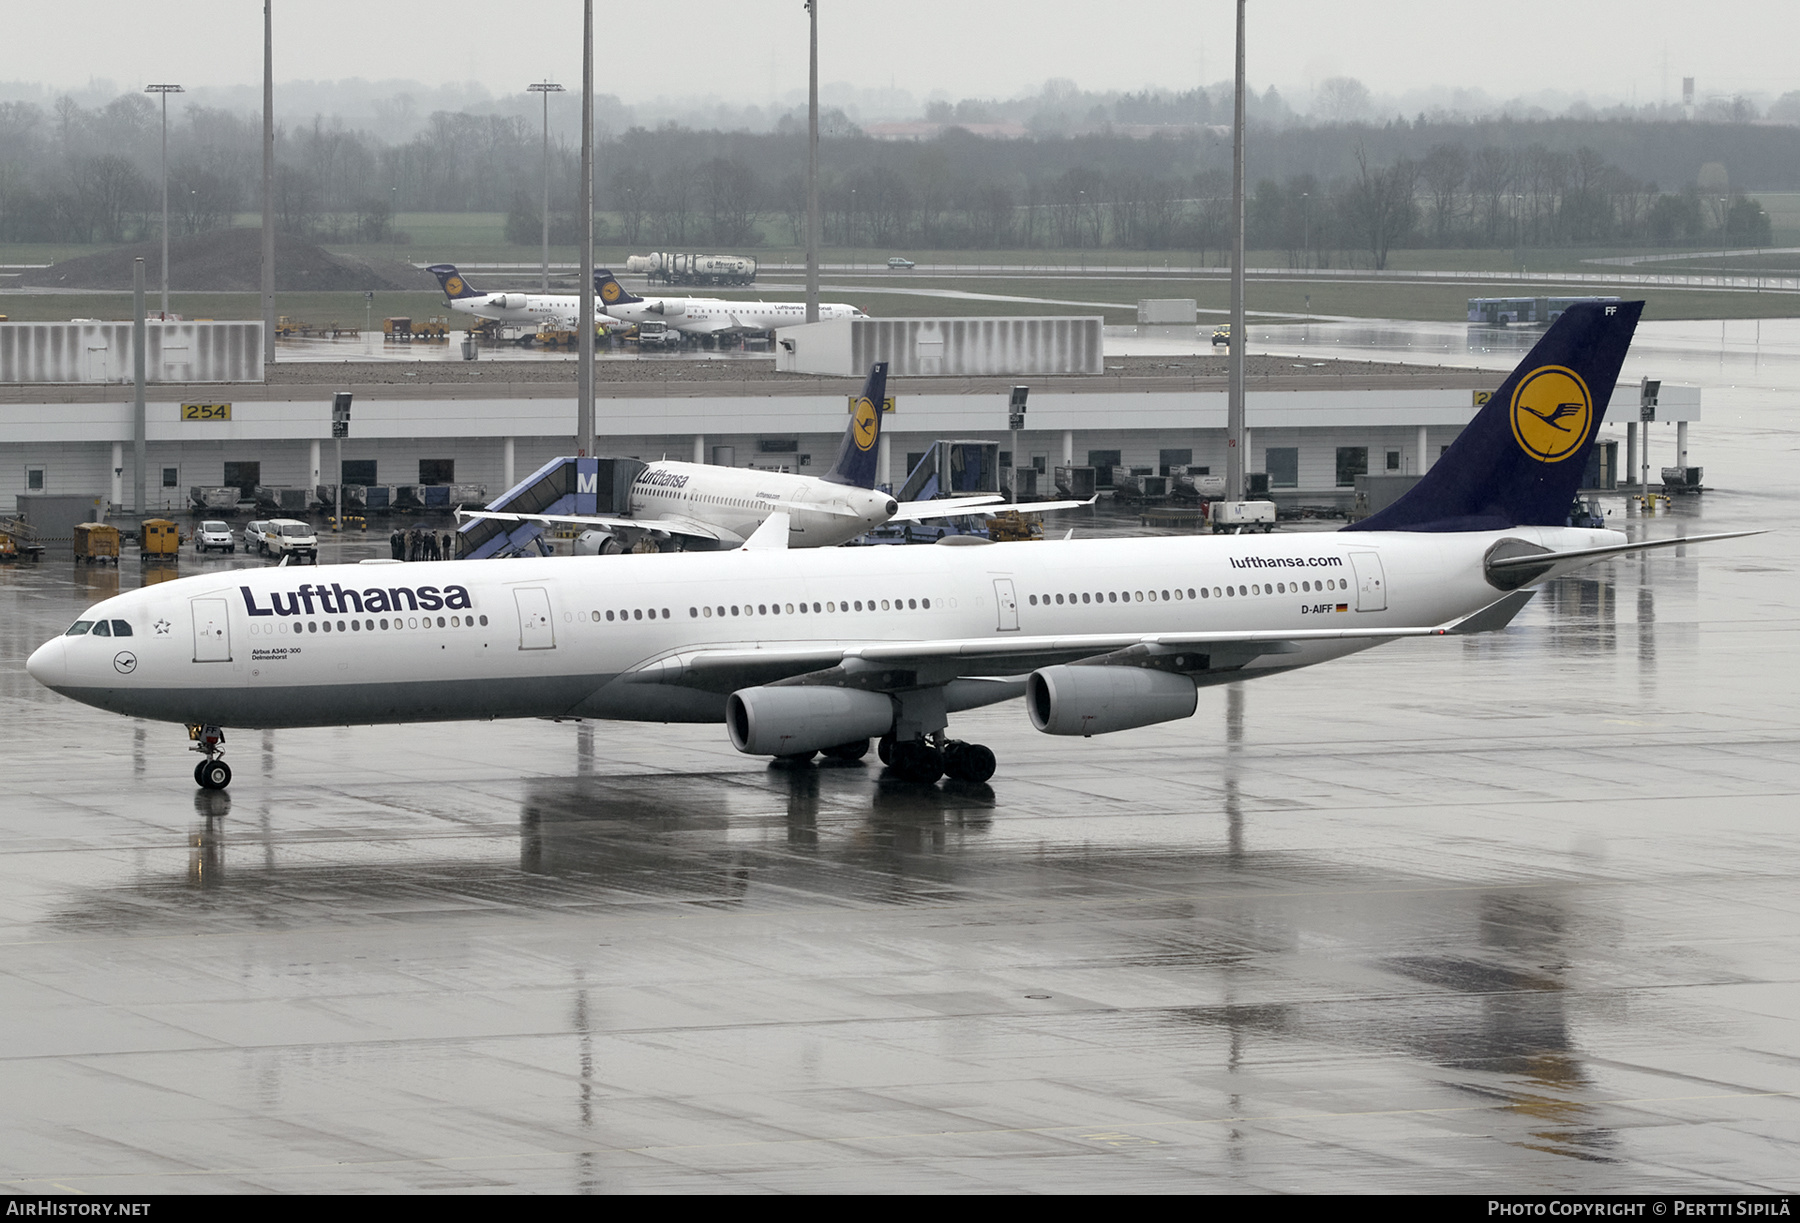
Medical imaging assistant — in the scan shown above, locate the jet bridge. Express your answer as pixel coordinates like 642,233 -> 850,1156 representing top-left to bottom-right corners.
458,456 -> 645,559
894,440 -> 1002,504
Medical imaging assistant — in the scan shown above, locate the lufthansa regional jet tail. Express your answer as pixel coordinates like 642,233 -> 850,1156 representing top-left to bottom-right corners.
28,301 -> 1756,792
426,264 -> 605,327
594,270 -> 865,336
456,363 -> 1090,553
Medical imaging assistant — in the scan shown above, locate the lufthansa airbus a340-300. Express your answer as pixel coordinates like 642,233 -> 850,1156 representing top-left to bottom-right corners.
28,302 -> 1752,791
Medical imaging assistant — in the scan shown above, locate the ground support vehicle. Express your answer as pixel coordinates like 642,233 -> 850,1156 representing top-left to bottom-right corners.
262,519 -> 319,564
73,522 -> 121,565
139,519 -> 181,562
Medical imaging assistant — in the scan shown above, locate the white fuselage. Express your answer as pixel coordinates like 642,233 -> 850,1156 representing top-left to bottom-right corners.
447,293 -> 604,326
28,527 -> 1620,735
623,460 -> 895,547
603,296 -> 865,335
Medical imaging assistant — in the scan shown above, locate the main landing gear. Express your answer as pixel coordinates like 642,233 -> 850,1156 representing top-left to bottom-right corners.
878,732 -> 996,784
188,724 -> 232,791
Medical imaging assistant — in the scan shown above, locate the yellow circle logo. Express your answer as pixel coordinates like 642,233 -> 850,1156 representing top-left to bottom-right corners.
444,275 -> 464,296
600,280 -> 621,303
1509,365 -> 1593,463
852,397 -> 878,451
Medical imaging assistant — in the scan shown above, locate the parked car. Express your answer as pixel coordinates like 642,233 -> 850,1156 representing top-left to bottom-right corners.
886,256 -> 915,270
243,519 -> 271,553
195,520 -> 235,554
262,518 -> 318,564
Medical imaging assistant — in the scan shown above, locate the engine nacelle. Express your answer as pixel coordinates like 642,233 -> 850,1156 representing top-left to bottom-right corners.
657,300 -> 686,317
1027,665 -> 1198,736
572,530 -> 622,556
727,686 -> 894,757
499,293 -> 527,311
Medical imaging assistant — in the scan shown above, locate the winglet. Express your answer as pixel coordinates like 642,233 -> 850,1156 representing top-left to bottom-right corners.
741,511 -> 790,550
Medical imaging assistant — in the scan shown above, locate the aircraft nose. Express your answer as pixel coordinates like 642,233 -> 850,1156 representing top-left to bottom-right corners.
26,636 -> 67,692
885,499 -> 898,516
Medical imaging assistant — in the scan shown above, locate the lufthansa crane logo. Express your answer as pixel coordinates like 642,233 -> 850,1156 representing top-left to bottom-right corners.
113,651 -> 137,675
852,397 -> 879,451
1509,365 -> 1593,463
600,280 -> 622,303
444,275 -> 465,296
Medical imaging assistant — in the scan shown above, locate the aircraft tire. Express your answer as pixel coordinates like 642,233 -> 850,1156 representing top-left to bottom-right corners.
774,750 -> 817,766
890,740 -> 944,784
878,733 -> 895,765
821,739 -> 870,762
194,760 -> 207,786
197,761 -> 232,791
944,742 -> 996,784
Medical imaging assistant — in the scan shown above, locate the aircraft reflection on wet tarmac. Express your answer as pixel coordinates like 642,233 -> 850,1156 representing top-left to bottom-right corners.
81,758 -> 1623,1179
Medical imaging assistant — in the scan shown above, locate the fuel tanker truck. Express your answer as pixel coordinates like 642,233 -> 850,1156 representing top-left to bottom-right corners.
625,252 -> 759,286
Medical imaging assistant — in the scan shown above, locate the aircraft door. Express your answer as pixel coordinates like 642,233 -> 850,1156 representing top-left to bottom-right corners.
993,578 -> 1020,631
191,597 -> 231,662
1349,552 -> 1388,611
514,587 -> 556,649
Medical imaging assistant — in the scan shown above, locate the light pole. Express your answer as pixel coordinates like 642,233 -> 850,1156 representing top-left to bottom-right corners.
144,84 -> 183,318
528,81 -> 565,293
1301,191 -> 1310,269
804,0 -> 820,322
390,184 -> 397,265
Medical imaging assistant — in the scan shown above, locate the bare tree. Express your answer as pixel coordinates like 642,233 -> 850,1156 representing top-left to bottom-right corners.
1419,143 -> 1467,246
1343,145 -> 1417,269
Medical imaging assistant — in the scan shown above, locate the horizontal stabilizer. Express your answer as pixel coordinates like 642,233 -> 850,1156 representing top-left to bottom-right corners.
1484,530 -> 1762,572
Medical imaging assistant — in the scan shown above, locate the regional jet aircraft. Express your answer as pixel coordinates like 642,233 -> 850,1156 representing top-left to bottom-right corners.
593,270 -> 865,338
457,363 -> 1088,554
28,302 -> 1754,792
425,264 -> 602,327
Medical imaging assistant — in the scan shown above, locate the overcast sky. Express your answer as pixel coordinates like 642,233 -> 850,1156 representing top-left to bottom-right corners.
7,0 -> 1795,109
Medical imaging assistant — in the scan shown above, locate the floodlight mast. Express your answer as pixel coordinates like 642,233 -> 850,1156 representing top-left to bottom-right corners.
144,85 -> 184,319
528,82 -> 565,294
804,0 -> 820,323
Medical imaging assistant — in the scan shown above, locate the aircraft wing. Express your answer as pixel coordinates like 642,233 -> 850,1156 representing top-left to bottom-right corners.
457,508 -> 732,543
623,614 -> 1510,696
892,496 -> 1096,521
889,495 -> 1003,520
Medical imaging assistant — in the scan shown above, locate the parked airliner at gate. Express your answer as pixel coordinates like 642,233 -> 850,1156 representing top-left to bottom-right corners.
28,303 -> 1752,791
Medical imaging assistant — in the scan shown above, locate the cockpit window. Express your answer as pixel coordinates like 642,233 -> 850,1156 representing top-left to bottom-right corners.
111,620 -> 132,637
65,620 -> 93,636
91,620 -> 112,637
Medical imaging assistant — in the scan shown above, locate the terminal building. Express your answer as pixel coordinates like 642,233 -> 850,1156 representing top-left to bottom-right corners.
0,318 -> 1697,518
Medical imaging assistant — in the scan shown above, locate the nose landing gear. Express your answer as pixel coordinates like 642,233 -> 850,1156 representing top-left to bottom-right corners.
188,724 -> 232,790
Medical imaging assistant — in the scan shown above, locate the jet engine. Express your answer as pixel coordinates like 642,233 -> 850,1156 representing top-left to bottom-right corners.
573,530 -> 623,556
499,294 -> 527,310
1026,665 -> 1198,736
727,686 -> 894,756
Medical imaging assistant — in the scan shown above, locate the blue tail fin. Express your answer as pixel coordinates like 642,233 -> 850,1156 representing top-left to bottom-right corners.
426,264 -> 481,300
1345,300 -> 1642,533
594,269 -> 643,307
823,363 -> 890,488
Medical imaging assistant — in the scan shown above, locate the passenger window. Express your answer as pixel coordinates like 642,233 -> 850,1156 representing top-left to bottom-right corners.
92,620 -> 111,637
1029,595 -> 1038,606
634,609 -> 643,621
921,598 -> 930,609
111,620 -> 132,636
